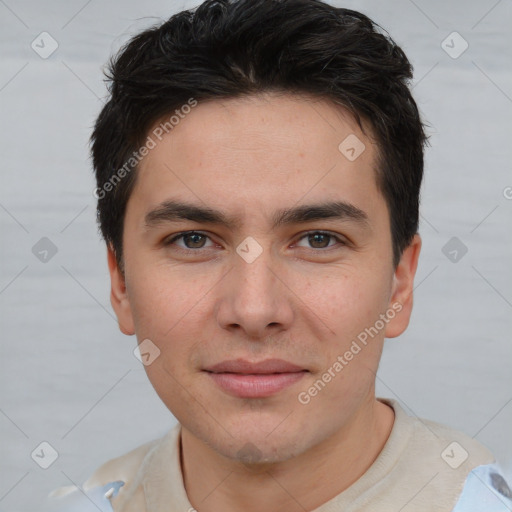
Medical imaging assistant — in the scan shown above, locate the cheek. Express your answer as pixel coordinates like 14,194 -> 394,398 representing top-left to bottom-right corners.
126,261 -> 213,338
297,267 -> 390,341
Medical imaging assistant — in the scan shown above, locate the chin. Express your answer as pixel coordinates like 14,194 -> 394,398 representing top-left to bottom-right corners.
199,421 -> 315,467
226,437 -> 307,466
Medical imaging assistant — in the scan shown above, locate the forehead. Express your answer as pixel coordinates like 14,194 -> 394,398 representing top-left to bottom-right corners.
145,92 -> 375,160
129,93 -> 384,228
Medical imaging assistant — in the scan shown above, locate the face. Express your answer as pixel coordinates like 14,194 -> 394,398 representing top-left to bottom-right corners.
108,93 -> 420,464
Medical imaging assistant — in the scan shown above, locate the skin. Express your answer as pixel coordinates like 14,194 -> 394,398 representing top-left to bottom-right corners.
107,92 -> 421,512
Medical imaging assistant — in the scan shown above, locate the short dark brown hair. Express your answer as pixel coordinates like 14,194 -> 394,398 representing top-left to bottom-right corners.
90,0 -> 428,271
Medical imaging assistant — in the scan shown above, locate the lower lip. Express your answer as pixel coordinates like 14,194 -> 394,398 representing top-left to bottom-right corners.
205,371 -> 306,398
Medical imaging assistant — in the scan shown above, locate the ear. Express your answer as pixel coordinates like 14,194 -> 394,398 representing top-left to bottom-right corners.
384,234 -> 422,339
107,244 -> 135,336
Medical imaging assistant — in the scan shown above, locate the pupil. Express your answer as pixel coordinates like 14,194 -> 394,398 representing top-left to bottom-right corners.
310,233 -> 328,248
186,233 -> 205,248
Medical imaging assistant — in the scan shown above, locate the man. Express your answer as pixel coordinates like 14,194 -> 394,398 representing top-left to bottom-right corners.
46,0 -> 511,510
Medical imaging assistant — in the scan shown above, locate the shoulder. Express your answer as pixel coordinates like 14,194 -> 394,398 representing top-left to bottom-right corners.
378,398 -> 499,510
419,415 -> 494,465
44,428 -> 175,511
383,398 -> 495,468
82,436 -> 162,490
43,481 -> 125,512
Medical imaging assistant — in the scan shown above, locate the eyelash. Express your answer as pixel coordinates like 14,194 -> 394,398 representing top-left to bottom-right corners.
163,230 -> 346,253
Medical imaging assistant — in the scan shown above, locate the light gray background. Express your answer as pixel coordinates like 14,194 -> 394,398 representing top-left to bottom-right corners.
1,1 -> 511,510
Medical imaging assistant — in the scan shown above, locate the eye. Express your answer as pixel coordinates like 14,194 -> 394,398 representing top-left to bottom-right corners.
164,231 -> 215,250
295,231 -> 345,249
163,230 -> 346,254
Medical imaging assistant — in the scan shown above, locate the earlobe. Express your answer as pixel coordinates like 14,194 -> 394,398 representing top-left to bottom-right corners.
107,244 -> 135,336
385,234 -> 422,339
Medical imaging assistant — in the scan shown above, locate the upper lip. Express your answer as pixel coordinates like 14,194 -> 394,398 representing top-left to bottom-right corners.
204,358 -> 306,374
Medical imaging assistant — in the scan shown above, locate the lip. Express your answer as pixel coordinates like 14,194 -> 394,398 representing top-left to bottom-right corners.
205,358 -> 305,374
203,358 -> 308,398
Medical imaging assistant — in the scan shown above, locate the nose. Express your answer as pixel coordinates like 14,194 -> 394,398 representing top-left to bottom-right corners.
215,245 -> 294,340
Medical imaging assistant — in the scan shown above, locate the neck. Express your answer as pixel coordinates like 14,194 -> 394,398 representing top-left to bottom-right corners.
181,397 -> 394,512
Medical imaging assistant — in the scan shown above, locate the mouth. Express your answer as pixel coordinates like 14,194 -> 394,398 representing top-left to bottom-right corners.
203,359 -> 308,398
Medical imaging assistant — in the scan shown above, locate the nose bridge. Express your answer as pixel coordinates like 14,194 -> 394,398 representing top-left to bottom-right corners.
217,240 -> 293,336
233,242 -> 279,308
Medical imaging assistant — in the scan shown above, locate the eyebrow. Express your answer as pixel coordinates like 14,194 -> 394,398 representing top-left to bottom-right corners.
144,199 -> 369,231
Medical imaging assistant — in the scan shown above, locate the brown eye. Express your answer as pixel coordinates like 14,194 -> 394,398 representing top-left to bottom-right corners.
296,231 -> 344,249
308,233 -> 331,248
165,231 -> 213,250
181,233 -> 207,248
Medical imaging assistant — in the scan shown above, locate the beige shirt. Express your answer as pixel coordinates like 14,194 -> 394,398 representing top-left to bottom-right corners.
49,398 -> 495,511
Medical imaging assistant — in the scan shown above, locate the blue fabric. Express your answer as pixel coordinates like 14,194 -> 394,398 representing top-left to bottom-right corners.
452,464 -> 512,511
44,481 -> 124,512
